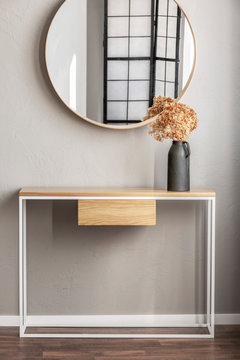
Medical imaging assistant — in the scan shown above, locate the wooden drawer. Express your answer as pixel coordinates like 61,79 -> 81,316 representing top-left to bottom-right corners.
78,200 -> 156,226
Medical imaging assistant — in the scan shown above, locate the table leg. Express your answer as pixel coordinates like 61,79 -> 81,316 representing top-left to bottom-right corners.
207,200 -> 211,330
211,197 -> 216,337
19,198 -> 27,337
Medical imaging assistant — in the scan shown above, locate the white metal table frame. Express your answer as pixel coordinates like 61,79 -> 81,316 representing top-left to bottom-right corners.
19,194 -> 216,339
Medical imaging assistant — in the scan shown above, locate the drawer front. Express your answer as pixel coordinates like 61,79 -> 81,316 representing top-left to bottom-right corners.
78,200 -> 156,226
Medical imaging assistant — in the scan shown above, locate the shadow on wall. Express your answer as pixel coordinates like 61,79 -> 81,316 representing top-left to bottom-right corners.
229,0 -> 240,312
26,200 -> 206,316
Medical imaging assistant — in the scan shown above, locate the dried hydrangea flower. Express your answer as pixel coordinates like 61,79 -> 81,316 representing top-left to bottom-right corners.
143,96 -> 198,142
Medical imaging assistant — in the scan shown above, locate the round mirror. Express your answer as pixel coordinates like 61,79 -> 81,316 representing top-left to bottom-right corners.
45,0 -> 196,129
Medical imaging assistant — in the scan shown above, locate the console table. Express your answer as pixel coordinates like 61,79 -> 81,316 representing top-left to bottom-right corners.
19,187 -> 216,338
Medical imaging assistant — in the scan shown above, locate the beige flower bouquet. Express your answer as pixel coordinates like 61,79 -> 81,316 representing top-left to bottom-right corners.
143,96 -> 198,142
143,96 -> 198,191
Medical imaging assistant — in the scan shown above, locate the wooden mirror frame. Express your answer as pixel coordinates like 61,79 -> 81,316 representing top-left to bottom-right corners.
45,0 -> 197,130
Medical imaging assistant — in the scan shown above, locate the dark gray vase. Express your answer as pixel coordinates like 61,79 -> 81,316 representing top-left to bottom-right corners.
167,141 -> 191,192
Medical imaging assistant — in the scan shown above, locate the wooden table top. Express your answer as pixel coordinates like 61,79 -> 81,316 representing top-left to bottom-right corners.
19,187 -> 216,198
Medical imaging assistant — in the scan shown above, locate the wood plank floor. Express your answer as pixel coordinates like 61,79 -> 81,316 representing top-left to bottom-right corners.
0,326 -> 240,360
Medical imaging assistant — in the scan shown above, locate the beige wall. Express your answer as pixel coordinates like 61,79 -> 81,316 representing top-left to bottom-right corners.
0,0 -> 239,316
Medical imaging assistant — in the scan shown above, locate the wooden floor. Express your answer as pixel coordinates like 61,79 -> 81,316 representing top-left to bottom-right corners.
0,326 -> 240,360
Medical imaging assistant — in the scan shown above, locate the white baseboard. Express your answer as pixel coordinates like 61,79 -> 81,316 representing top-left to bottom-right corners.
0,316 -> 20,326
26,315 -> 206,327
215,314 -> 240,325
0,314 -> 239,327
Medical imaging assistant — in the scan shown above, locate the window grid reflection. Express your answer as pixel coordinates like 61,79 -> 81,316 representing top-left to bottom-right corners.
104,0 -> 182,124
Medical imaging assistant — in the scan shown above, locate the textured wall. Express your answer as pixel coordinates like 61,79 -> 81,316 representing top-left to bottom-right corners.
0,0 -> 239,316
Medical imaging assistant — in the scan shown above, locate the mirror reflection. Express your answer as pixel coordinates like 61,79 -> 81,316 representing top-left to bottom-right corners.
46,0 -> 195,127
